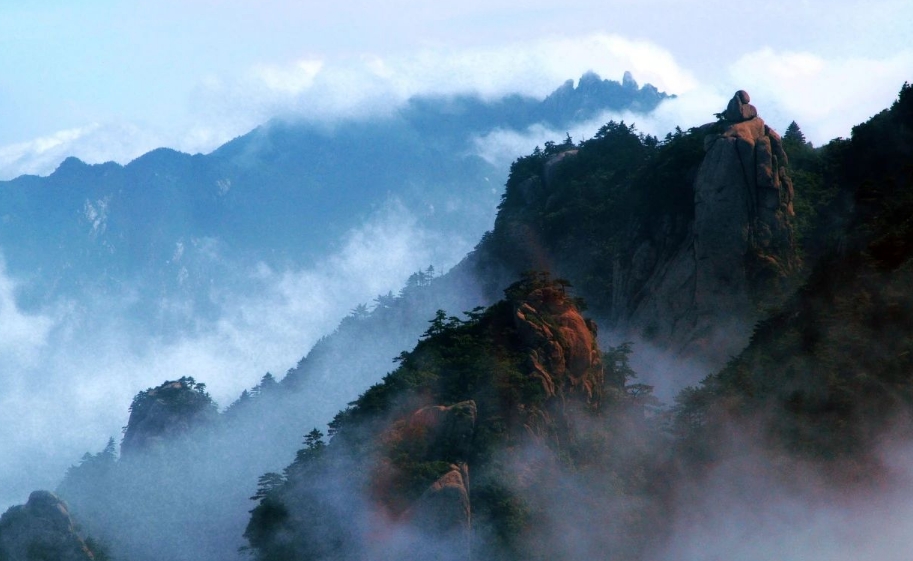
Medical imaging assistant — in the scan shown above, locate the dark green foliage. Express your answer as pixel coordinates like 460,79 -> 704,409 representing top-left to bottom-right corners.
250,473 -> 287,502
286,429 -> 326,477
784,120 -> 807,145
127,376 -> 217,420
485,121 -> 706,316
673,83 -> 913,462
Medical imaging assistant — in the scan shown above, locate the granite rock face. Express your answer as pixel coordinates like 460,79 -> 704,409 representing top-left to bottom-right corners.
720,89 -> 759,122
404,464 -> 472,561
369,403 -> 476,561
0,491 -> 97,561
513,284 -> 604,408
614,91 -> 797,363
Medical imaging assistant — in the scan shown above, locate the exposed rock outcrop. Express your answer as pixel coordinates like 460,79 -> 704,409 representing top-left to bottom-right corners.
614,90 -> 797,363
514,283 -> 604,408
405,464 -> 472,560
719,90 -> 758,122
245,277 -> 617,559
0,491 -> 96,561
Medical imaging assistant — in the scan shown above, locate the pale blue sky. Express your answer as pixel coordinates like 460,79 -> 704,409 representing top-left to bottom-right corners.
1,0 -> 911,178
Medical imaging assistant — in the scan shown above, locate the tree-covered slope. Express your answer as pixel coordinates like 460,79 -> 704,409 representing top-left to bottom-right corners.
244,274 -> 661,561
244,83 -> 913,561
45,83 -> 913,561
674,82 -> 913,462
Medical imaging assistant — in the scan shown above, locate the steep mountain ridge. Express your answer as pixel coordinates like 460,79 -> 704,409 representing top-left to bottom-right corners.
465,90 -> 799,371
613,90 -> 798,360
244,275 -> 620,561
237,83 -> 913,561
675,82 -> 913,461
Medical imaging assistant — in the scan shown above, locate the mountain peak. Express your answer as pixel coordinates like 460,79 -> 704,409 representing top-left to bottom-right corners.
120,377 -> 218,458
539,70 -> 672,124
51,156 -> 89,176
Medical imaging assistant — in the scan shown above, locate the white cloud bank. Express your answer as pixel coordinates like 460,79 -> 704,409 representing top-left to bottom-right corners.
729,48 -> 913,145
0,199 -> 470,510
4,33 -> 909,181
1,33 -> 695,180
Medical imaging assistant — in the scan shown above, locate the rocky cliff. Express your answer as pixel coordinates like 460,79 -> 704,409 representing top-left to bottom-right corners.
469,90 -> 798,377
0,491 -> 98,561
120,377 -> 218,457
613,90 -> 798,362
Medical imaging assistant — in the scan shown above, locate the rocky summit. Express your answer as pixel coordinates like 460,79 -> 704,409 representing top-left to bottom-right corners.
120,377 -> 218,457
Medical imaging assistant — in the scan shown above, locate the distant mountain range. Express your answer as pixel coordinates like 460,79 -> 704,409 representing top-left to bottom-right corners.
0,71 -> 670,324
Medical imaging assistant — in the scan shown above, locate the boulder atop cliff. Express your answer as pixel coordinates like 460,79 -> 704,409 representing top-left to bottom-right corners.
0,491 -> 97,561
718,89 -> 759,122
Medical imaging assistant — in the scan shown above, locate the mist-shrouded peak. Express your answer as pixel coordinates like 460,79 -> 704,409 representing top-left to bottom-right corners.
14,80 -> 913,561
540,70 -> 671,124
52,156 -> 90,176
120,377 -> 219,458
622,70 -> 638,90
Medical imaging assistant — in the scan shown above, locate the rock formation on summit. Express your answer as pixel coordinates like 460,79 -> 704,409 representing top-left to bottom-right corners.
614,90 -> 797,363
0,491 -> 97,561
718,89 -> 758,122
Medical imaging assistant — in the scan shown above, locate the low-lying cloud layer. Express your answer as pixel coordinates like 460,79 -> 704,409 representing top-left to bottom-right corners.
0,200 -> 470,510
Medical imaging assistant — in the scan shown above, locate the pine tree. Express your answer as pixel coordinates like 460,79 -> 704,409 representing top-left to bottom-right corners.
784,121 -> 807,144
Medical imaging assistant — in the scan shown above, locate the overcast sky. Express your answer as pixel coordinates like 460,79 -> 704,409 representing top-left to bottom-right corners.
1,0 -> 911,179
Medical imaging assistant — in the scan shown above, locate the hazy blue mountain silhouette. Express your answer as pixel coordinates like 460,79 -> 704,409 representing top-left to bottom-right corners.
0,72 -> 670,322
